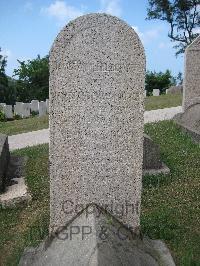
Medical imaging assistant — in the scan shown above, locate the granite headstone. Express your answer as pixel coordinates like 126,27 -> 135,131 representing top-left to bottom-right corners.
183,35 -> 200,110
49,13 -> 145,233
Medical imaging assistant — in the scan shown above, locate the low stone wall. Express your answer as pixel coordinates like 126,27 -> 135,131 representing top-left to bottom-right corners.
0,134 -> 10,193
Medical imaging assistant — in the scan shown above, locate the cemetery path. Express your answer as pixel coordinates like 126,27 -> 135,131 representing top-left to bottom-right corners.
9,128 -> 49,151
144,106 -> 182,123
8,106 -> 183,151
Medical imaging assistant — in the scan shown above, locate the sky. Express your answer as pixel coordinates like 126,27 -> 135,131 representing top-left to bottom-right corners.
0,0 -> 185,77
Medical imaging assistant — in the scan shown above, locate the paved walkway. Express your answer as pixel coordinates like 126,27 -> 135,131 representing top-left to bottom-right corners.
9,106 -> 183,151
144,106 -> 182,123
9,128 -> 49,151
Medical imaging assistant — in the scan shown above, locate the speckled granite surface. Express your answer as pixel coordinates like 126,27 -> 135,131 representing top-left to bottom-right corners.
183,35 -> 200,110
49,13 -> 145,233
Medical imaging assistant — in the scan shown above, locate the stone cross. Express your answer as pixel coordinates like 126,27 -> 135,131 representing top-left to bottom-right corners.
49,13 -> 145,233
183,35 -> 200,111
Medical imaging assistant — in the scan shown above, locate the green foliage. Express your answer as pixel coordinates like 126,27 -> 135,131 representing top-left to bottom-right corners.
147,0 -> 200,55
0,110 -> 6,122
31,111 -> 39,117
145,69 -> 176,95
176,71 -> 183,85
0,48 -> 16,104
14,55 -> 49,102
0,47 -> 7,74
13,114 -> 22,120
0,47 -> 9,103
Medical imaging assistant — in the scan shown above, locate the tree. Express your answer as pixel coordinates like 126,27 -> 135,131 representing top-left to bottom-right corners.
0,48 -> 16,104
145,70 -> 176,95
147,0 -> 200,55
14,55 -> 49,102
0,47 -> 7,74
0,48 -> 9,103
176,71 -> 183,84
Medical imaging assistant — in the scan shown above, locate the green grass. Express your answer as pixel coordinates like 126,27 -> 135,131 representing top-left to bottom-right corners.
0,144 -> 49,266
0,121 -> 200,265
145,94 -> 182,111
0,115 -> 49,136
142,121 -> 200,266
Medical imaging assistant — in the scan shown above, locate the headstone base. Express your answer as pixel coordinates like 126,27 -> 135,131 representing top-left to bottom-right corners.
0,156 -> 31,208
19,205 -> 175,266
143,134 -> 170,175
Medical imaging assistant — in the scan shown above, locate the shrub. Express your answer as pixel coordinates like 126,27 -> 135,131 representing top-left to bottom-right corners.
31,111 -> 39,117
14,114 -> 22,120
0,110 -> 6,122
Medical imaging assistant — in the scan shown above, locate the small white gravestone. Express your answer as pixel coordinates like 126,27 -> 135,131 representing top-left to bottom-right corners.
0,103 -> 6,109
14,102 -> 23,117
30,100 -> 39,113
144,90 -> 147,97
166,89 -> 169,94
39,101 -> 47,117
22,103 -> 31,118
153,89 -> 160,96
46,99 -> 49,114
3,105 -> 13,119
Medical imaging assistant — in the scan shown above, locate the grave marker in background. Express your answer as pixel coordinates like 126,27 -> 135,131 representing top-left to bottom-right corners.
39,101 -> 47,117
14,102 -> 23,117
153,89 -> 160,96
22,103 -> 30,118
174,35 -> 200,143
30,100 -> 39,113
3,105 -> 13,119
183,35 -> 200,110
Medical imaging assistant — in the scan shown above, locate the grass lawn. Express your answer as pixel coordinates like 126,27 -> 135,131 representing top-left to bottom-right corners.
145,94 -> 182,111
0,115 -> 49,136
0,120 -> 199,265
0,144 -> 49,265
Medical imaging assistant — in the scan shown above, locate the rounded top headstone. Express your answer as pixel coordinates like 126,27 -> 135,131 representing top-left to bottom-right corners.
49,13 -> 145,233
50,13 -> 145,93
50,13 -> 145,66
